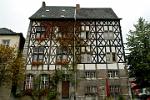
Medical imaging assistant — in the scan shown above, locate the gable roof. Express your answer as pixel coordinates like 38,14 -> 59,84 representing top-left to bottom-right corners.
30,3 -> 119,20
0,28 -> 24,39
0,28 -> 15,34
76,8 -> 118,19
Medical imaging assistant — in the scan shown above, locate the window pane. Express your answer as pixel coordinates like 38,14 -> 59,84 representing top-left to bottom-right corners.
85,71 -> 96,78
106,53 -> 111,63
2,40 -> 10,46
39,54 -> 44,61
33,47 -> 38,53
112,53 -> 116,62
39,47 -> 44,53
108,70 -> 118,78
81,31 -> 89,39
81,54 -> 91,63
33,54 -> 38,61
40,74 -> 49,89
103,31 -> 114,40
25,75 -> 34,89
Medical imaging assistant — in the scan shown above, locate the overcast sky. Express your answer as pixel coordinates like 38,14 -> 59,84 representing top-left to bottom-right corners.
0,0 -> 150,42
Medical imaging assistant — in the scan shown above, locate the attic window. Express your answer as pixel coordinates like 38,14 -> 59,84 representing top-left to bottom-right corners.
46,9 -> 50,12
60,15 -> 65,18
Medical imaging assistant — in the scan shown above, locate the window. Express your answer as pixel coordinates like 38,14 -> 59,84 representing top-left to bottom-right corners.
103,31 -> 114,40
110,85 -> 120,95
108,70 -> 119,78
56,48 -> 68,61
85,71 -> 96,78
81,31 -> 89,39
85,86 -> 97,94
35,26 -> 45,38
25,74 -> 34,90
106,52 -> 116,63
81,54 -> 91,63
32,47 -> 44,62
2,39 -> 10,46
40,74 -> 49,89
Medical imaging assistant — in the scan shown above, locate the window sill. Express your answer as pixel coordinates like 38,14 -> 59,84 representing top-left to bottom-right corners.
31,61 -> 44,66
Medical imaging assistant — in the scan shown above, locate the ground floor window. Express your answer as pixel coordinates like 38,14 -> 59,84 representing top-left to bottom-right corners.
110,85 -> 120,96
39,74 -> 49,89
25,74 -> 34,90
85,85 -> 97,95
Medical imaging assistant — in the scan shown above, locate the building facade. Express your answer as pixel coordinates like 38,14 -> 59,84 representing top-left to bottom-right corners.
0,28 -> 25,51
23,2 -> 130,100
0,28 -> 25,100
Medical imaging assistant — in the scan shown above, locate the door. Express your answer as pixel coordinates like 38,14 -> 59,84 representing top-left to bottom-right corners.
62,81 -> 69,98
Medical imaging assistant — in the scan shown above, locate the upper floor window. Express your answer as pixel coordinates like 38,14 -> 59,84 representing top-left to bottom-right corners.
32,47 -> 44,62
108,70 -> 119,78
35,26 -> 45,38
81,53 -> 91,63
2,39 -> 10,46
81,31 -> 89,39
103,31 -> 114,40
39,74 -> 49,89
56,48 -> 68,61
25,74 -> 34,90
106,52 -> 117,63
85,71 -> 96,78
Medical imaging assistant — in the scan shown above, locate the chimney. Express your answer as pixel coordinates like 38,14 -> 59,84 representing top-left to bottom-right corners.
76,4 -> 80,13
42,1 -> 46,7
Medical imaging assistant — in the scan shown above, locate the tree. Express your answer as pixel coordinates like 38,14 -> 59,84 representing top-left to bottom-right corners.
0,45 -> 25,96
127,18 -> 150,87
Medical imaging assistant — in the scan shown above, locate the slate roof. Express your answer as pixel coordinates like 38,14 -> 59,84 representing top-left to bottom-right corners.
30,5 -> 119,20
0,28 -> 15,34
0,28 -> 24,38
76,8 -> 118,19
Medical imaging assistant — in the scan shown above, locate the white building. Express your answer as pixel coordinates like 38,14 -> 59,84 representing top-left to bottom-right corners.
0,28 -> 25,51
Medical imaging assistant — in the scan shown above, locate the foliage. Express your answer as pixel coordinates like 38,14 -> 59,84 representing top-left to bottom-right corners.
22,65 -> 75,100
126,18 -> 150,87
118,95 -> 125,100
11,53 -> 25,96
0,45 -> 25,96
0,45 -> 16,86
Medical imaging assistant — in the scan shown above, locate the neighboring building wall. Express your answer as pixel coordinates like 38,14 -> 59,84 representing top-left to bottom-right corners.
0,35 -> 20,47
0,28 -> 25,100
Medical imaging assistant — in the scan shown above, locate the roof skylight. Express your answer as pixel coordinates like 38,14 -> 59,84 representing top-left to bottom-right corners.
62,9 -> 66,12
60,15 -> 65,18
46,9 -> 50,12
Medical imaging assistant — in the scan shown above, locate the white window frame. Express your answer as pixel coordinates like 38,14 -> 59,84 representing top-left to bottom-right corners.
85,71 -> 96,79
85,86 -> 97,94
106,52 -> 117,63
25,74 -> 34,90
81,31 -> 89,39
108,70 -> 119,78
40,74 -> 49,89
110,85 -> 120,95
